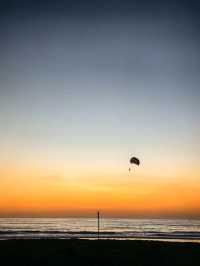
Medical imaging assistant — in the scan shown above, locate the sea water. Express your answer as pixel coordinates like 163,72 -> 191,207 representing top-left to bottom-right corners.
0,218 -> 200,242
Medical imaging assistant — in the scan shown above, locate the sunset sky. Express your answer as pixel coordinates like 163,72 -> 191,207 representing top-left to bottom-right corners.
0,0 -> 200,218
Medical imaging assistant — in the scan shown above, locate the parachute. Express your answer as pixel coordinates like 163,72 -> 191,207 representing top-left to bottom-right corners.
130,157 -> 140,165
129,156 -> 140,171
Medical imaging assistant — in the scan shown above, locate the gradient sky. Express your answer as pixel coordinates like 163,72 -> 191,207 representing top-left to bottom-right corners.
0,0 -> 200,218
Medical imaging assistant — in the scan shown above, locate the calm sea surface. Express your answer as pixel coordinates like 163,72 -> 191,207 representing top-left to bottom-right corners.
0,218 -> 200,242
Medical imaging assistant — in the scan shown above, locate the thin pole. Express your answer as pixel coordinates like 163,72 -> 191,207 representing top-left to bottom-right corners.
97,211 -> 100,240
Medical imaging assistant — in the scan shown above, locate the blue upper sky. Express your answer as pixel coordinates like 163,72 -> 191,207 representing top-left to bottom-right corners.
0,0 -> 199,174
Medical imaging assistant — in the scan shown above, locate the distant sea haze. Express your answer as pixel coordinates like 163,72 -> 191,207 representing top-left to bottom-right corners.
0,218 -> 200,242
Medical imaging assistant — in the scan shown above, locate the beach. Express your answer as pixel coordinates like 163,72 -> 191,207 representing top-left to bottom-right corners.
0,239 -> 200,266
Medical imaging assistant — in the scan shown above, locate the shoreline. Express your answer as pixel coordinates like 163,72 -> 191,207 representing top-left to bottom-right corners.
1,237 -> 200,244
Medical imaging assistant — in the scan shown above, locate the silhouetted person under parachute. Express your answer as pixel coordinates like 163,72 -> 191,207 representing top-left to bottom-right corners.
129,156 -> 140,171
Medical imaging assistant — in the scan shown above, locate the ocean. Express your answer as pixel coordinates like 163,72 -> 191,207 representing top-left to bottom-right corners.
0,218 -> 200,242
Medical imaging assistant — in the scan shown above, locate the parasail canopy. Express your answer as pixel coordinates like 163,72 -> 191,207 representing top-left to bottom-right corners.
130,156 -> 140,166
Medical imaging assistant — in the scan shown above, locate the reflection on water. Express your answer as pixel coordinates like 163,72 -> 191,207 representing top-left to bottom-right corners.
0,218 -> 200,242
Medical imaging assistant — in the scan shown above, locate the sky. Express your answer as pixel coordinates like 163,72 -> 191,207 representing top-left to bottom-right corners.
0,0 -> 200,218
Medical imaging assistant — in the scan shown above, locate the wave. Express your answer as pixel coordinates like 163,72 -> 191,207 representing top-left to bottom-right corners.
1,230 -> 200,240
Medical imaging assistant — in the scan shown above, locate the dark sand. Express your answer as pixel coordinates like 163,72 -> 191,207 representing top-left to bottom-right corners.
0,239 -> 200,266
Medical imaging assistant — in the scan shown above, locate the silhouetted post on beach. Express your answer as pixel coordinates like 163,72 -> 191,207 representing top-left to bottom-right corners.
97,211 -> 100,240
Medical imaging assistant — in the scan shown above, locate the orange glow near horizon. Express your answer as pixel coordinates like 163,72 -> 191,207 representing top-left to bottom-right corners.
1,159 -> 200,218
